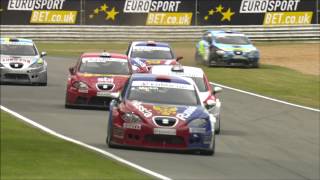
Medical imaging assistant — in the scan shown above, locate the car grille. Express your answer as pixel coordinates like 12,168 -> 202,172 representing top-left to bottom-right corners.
88,97 -> 112,106
4,73 -> 29,80
97,83 -> 114,91
153,116 -> 177,127
144,135 -> 184,145
10,63 -> 24,69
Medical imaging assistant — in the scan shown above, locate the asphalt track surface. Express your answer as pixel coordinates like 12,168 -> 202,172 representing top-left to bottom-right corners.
1,57 -> 319,180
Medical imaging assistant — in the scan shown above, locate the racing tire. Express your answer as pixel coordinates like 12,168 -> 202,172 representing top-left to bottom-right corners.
251,62 -> 260,68
215,115 -> 221,135
200,135 -> 215,155
38,72 -> 48,86
39,82 -> 47,86
106,122 -> 116,148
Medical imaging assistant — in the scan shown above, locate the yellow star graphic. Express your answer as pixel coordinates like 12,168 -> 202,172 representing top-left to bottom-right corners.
89,14 -> 94,19
204,16 -> 209,21
216,4 -> 224,13
100,4 -> 108,12
208,9 -> 215,16
106,7 -> 119,21
221,8 -> 235,21
94,8 -> 99,14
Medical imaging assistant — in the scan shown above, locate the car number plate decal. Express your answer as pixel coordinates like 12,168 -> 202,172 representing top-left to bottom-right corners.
96,91 -> 112,97
153,128 -> 176,135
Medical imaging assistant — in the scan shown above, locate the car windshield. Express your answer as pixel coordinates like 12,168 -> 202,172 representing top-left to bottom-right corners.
191,77 -> 207,92
79,58 -> 130,75
0,44 -> 37,56
131,46 -> 173,59
215,35 -> 250,45
128,80 -> 200,106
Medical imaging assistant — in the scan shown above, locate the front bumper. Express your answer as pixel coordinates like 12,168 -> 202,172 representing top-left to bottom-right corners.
110,122 -> 214,151
66,88 -> 117,108
211,51 -> 259,67
0,67 -> 47,84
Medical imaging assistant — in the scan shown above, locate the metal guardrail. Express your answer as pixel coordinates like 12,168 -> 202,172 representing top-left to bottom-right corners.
1,25 -> 319,42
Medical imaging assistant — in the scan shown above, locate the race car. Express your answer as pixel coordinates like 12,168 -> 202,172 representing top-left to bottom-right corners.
151,65 -> 222,134
195,30 -> 260,68
0,38 -> 47,85
107,74 -> 216,155
65,52 -> 132,108
126,41 -> 182,72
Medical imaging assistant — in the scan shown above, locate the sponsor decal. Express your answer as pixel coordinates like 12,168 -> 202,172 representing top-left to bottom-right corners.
123,123 -> 141,130
96,91 -> 112,97
97,77 -> 114,83
153,106 -> 177,116
30,10 -> 77,24
189,128 -> 206,133
123,0 -> 192,26
88,2 -> 119,22
7,0 -> 66,11
239,0 -> 313,25
113,127 -> 124,139
133,46 -> 171,51
176,106 -> 197,120
204,4 -> 235,22
6,0 -> 77,24
153,128 -> 176,135
145,60 -> 162,65
0,57 -> 32,64
124,0 -> 182,13
263,11 -> 312,25
132,101 -> 153,118
132,81 -> 194,90
146,12 -> 192,25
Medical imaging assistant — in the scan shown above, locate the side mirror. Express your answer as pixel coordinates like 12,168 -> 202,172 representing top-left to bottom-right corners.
40,51 -> 47,57
176,56 -> 183,62
69,67 -> 75,75
212,86 -> 222,95
205,99 -> 216,109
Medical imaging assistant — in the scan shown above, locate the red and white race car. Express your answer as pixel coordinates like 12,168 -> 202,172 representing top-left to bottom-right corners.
65,52 -> 132,108
126,41 -> 182,73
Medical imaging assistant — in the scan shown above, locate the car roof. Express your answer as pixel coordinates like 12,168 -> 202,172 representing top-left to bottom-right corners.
151,65 -> 204,78
81,52 -> 128,59
131,73 -> 196,85
207,30 -> 245,37
131,41 -> 170,48
0,38 -> 34,45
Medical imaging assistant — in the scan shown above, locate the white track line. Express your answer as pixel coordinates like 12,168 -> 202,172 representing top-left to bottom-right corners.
210,82 -> 320,112
0,105 -> 172,180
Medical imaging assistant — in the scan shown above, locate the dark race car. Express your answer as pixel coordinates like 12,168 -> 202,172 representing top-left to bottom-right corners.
195,30 -> 260,68
126,41 -> 182,73
65,52 -> 132,108
107,74 -> 217,155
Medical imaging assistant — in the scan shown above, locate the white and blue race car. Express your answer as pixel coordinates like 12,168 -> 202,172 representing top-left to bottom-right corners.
0,38 -> 47,85
195,30 -> 260,68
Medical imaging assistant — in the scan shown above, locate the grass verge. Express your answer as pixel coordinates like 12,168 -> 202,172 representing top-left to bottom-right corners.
0,111 -> 151,180
36,42 -> 319,109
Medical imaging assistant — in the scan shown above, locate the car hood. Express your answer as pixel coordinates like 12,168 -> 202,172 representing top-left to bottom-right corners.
215,43 -> 257,52
124,100 -> 209,123
76,73 -> 129,92
0,55 -> 39,68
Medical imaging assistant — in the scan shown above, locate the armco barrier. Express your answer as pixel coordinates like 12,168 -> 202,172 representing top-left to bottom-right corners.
0,25 -> 319,42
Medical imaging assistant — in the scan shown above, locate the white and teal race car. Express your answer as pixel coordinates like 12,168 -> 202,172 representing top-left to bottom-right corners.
195,30 -> 260,68
0,38 -> 47,85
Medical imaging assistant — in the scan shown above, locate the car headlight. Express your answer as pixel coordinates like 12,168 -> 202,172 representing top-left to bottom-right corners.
121,112 -> 141,123
248,50 -> 259,57
72,81 -> 88,90
188,119 -> 208,128
216,50 -> 226,56
29,58 -> 44,68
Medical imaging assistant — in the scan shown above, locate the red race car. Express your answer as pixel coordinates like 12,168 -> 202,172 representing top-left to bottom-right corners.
65,52 -> 132,108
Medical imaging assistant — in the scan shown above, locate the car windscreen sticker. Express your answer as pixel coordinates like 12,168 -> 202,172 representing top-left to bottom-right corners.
173,71 -> 203,78
133,46 -> 171,52
1,41 -> 33,46
82,57 -> 127,63
132,81 -> 194,90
